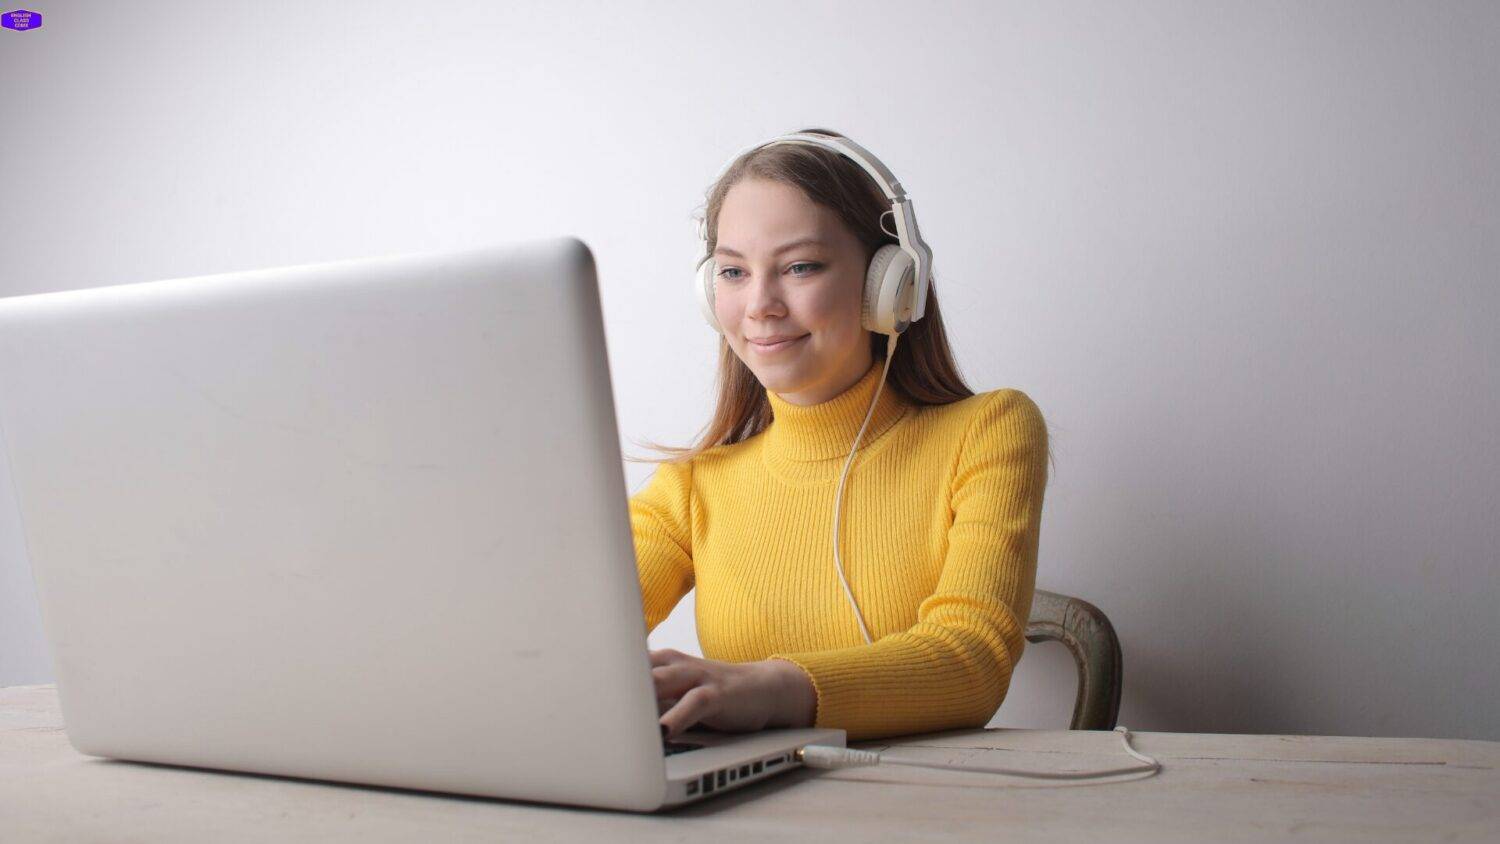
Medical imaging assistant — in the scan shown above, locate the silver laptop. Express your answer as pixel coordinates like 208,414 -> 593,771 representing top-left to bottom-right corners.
0,236 -> 845,812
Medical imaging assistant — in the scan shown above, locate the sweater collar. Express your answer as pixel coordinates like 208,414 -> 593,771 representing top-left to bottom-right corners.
763,358 -> 910,463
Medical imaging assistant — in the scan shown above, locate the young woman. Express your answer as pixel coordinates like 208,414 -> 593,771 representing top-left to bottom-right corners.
629,128 -> 1051,743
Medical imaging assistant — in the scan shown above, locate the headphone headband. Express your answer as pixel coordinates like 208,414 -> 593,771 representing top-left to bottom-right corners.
708,132 -> 908,206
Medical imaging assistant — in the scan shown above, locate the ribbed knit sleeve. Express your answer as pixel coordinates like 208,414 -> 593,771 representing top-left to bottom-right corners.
628,458 -> 696,635
768,389 -> 1048,741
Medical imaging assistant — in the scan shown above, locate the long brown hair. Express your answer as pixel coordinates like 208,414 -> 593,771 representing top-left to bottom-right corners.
626,128 -> 1015,468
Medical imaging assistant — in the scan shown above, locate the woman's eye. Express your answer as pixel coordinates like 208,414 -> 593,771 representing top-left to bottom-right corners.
717,263 -> 821,281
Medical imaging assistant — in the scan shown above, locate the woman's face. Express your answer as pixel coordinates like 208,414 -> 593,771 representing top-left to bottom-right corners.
712,177 -> 874,406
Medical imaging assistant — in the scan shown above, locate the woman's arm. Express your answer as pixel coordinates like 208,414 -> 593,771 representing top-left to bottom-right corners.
628,458 -> 696,635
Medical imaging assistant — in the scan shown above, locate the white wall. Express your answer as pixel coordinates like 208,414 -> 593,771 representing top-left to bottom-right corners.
1,0 -> 1495,740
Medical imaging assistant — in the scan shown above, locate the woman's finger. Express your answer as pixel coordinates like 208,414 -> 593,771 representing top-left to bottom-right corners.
651,662 -> 702,699
648,648 -> 687,667
661,684 -> 721,739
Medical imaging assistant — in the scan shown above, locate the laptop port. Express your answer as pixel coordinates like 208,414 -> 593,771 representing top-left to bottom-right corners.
687,780 -> 699,795
752,761 -> 763,774
716,770 -> 726,789
701,773 -> 715,794
766,756 -> 785,768
739,764 -> 750,778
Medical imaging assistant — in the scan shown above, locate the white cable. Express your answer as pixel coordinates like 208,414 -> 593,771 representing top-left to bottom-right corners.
832,332 -> 900,646
797,725 -> 1161,786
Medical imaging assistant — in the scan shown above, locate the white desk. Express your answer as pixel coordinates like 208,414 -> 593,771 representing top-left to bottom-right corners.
2,684 -> 1495,842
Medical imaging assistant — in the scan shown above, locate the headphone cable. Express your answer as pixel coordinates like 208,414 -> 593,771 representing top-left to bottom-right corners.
831,332 -> 900,646
796,725 -> 1162,786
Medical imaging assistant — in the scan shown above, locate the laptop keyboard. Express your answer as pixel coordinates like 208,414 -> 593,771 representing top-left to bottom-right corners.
663,739 -> 705,756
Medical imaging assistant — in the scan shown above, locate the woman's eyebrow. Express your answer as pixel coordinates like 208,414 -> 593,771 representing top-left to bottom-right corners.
714,237 -> 825,258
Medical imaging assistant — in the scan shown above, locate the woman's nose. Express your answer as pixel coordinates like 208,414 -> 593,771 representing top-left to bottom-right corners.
743,273 -> 786,319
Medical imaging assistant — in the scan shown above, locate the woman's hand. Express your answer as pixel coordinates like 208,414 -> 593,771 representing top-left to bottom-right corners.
650,648 -> 818,740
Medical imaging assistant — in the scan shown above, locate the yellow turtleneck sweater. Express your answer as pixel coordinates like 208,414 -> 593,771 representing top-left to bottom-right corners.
628,359 -> 1048,742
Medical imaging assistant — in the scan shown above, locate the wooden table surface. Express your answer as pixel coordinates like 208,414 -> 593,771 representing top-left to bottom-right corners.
3,684 -> 1496,842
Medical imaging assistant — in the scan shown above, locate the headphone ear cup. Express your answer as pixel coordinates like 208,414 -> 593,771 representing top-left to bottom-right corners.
863,244 -> 916,335
694,256 -> 722,333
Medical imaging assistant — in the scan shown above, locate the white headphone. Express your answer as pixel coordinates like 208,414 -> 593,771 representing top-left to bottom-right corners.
691,131 -> 935,646
692,131 -> 934,338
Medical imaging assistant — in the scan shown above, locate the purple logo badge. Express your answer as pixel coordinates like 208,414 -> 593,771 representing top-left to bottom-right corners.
2,9 -> 43,31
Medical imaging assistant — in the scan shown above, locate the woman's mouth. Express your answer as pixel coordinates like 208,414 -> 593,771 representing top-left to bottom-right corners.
748,335 -> 808,354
